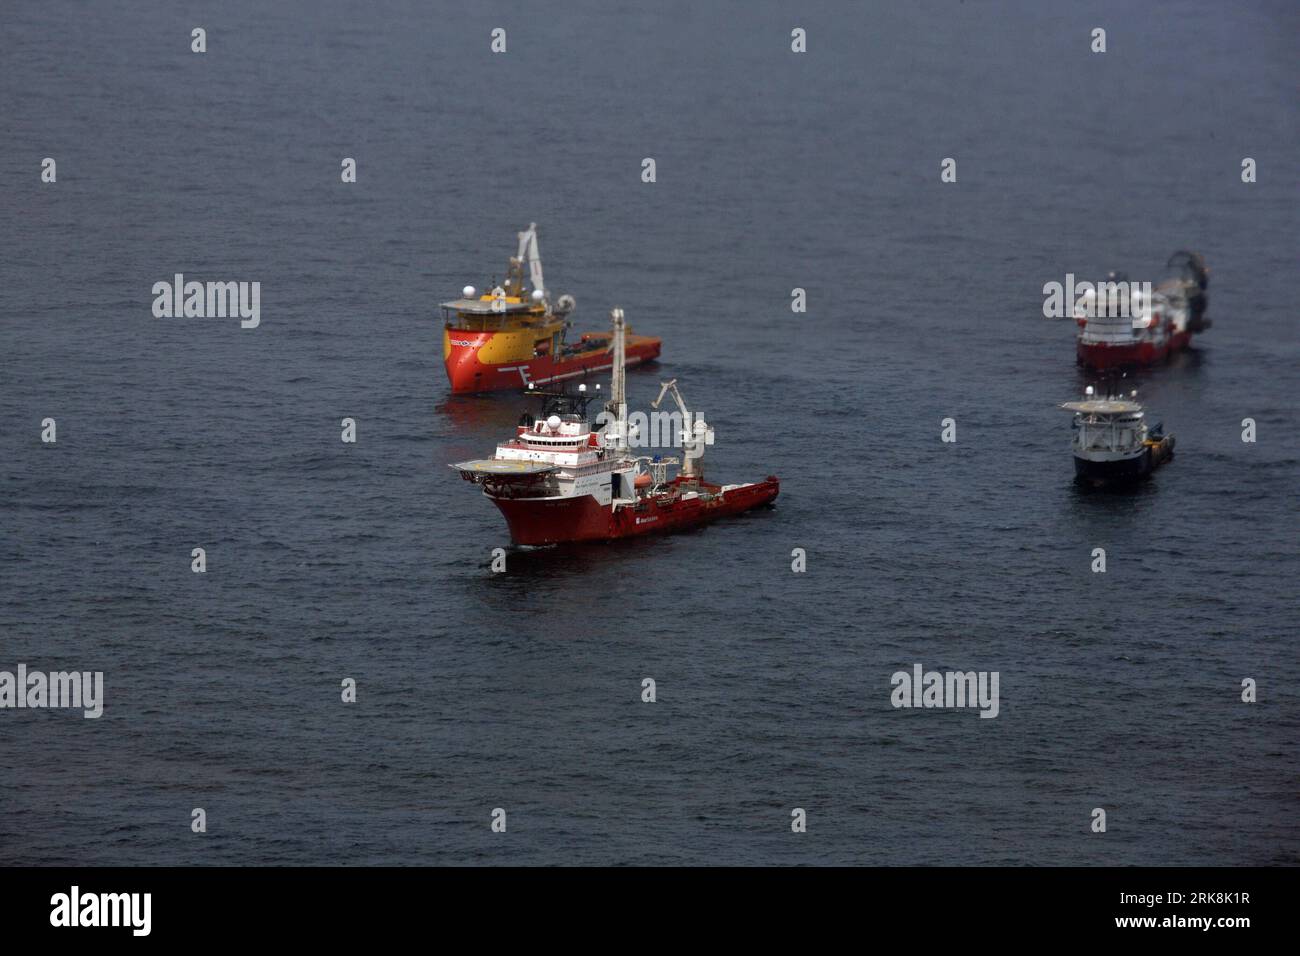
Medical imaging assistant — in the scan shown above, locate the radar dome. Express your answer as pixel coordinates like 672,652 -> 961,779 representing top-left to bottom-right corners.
546,414 -> 562,431
462,285 -> 476,298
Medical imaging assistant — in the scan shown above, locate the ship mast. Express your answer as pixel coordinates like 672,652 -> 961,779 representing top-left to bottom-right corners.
604,308 -> 628,454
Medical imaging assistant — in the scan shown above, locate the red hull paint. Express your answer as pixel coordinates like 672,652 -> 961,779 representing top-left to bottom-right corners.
1077,330 -> 1194,370
490,478 -> 780,546
446,336 -> 662,394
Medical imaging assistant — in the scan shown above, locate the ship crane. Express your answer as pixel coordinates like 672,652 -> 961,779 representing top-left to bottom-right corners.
508,222 -> 546,303
651,378 -> 713,478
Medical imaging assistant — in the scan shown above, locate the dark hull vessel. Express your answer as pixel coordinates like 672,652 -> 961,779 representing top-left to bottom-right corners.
1073,438 -> 1174,487
1063,390 -> 1175,488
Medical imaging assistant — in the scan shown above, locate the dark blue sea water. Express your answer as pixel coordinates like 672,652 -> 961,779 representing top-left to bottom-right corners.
1,0 -> 1296,865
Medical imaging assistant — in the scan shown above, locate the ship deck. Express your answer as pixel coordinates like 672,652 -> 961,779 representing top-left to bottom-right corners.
450,459 -> 557,476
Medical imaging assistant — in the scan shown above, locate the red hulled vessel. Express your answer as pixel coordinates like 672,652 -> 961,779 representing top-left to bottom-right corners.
1076,251 -> 1210,370
451,309 -> 779,545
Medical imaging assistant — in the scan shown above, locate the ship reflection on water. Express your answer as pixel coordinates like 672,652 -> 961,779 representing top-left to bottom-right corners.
436,394 -> 522,436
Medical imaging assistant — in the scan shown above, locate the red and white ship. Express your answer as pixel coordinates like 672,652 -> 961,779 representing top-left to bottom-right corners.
1076,251 -> 1210,370
451,309 -> 779,546
441,224 -> 660,394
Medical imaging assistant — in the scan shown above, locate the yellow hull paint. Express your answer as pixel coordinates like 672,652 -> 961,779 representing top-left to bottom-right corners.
443,320 -> 565,365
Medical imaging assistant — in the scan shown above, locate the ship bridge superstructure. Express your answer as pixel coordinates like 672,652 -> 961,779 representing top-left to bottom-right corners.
440,223 -> 575,333
1063,398 -> 1149,457
452,378 -> 631,503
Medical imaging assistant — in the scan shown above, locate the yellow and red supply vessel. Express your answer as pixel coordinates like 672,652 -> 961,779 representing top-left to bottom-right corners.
442,224 -> 661,394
